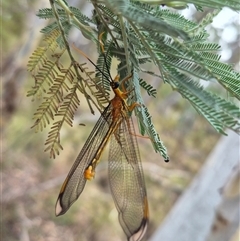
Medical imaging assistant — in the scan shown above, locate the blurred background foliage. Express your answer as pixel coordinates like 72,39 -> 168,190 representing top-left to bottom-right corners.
1,1 -> 239,241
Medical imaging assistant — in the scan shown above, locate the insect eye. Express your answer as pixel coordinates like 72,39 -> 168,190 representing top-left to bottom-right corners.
111,82 -> 119,89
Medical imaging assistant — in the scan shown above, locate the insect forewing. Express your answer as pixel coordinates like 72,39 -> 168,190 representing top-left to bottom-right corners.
56,104 -> 114,216
108,115 -> 149,241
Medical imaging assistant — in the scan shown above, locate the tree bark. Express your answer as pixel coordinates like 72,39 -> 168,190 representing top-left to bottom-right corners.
150,129 -> 239,241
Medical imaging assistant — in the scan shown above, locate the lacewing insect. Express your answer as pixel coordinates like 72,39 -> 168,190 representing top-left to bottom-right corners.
55,39 -> 149,241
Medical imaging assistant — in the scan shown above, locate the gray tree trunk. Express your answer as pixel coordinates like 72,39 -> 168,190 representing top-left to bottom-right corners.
150,130 -> 239,241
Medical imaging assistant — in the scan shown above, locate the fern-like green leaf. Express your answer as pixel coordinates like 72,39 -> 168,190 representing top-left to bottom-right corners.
44,82 -> 80,158
27,47 -> 48,73
131,71 -> 169,160
28,0 -> 240,159
139,78 -> 157,97
132,0 -> 240,10
104,0 -> 190,40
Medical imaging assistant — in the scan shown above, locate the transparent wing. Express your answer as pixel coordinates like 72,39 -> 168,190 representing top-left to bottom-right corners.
108,116 -> 149,241
56,103 -> 115,216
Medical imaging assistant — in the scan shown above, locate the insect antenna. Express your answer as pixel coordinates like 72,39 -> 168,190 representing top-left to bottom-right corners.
72,43 -> 112,85
97,33 -> 115,84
